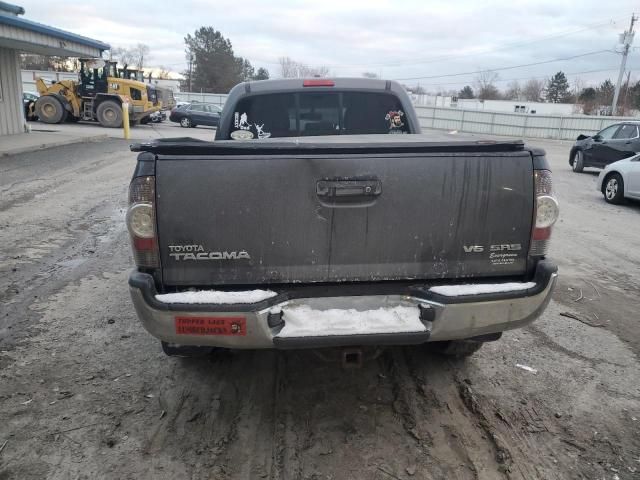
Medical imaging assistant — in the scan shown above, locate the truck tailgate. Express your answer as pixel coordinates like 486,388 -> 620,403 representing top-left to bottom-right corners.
153,140 -> 534,286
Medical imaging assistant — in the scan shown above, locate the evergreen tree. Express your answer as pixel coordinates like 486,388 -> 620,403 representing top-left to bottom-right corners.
545,71 -> 571,103
596,79 -> 615,107
253,68 -> 270,80
458,85 -> 474,99
184,27 -> 255,93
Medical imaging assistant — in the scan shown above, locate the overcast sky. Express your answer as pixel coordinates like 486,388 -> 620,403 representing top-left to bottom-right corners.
17,0 -> 640,91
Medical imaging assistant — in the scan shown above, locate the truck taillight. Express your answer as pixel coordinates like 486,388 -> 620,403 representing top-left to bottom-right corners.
127,176 -> 159,268
530,170 -> 559,256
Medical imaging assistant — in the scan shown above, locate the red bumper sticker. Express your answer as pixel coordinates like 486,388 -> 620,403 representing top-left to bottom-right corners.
175,316 -> 246,336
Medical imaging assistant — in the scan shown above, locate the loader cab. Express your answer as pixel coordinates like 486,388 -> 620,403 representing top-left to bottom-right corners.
118,67 -> 144,82
78,59 -> 115,97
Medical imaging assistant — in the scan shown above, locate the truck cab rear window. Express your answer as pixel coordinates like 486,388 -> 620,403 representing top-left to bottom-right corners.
229,92 -> 408,139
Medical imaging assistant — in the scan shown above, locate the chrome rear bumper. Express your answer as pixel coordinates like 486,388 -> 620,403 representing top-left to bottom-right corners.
129,261 -> 557,349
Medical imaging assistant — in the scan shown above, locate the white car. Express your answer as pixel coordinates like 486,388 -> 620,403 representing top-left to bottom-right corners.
597,155 -> 640,204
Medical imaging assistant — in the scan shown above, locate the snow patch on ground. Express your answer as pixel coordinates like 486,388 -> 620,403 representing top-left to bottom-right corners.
277,305 -> 426,338
429,282 -> 536,297
155,289 -> 277,304
516,364 -> 538,374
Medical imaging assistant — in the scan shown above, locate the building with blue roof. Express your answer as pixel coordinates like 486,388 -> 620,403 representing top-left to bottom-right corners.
0,1 -> 109,135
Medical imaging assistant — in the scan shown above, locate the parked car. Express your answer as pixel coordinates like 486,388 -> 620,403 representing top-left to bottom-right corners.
127,78 -> 558,361
150,110 -> 166,123
570,122 -> 640,172
169,103 -> 222,128
596,155 -> 640,204
23,92 -> 39,121
175,101 -> 190,109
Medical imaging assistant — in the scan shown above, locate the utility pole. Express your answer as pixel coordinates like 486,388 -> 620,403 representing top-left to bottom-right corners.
612,14 -> 636,115
188,53 -> 194,92
621,70 -> 632,115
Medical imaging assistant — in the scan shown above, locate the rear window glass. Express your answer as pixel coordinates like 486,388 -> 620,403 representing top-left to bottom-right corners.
229,91 -> 408,139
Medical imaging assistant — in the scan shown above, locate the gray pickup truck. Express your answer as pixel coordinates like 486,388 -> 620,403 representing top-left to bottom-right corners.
127,78 -> 559,361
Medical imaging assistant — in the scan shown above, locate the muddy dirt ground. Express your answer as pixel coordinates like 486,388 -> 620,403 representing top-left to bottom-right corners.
1,132 -> 639,479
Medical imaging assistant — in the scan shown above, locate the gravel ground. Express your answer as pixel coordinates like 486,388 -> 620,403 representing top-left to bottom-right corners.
0,131 -> 639,480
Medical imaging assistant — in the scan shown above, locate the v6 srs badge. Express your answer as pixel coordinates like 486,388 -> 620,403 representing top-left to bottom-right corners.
463,244 -> 522,253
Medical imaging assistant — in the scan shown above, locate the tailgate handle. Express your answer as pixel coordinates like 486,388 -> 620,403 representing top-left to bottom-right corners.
316,179 -> 382,199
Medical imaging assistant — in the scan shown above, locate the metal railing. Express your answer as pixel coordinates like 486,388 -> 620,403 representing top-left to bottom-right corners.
415,105 -> 635,140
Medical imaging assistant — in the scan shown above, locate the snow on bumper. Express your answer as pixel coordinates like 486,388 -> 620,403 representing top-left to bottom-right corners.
128,261 -> 557,349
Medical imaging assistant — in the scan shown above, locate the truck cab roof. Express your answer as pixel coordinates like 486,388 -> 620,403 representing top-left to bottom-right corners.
215,78 -> 419,140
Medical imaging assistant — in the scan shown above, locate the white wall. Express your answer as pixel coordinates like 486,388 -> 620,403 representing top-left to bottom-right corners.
1,47 -> 25,136
413,94 -> 578,115
173,91 -> 228,107
415,105 -> 632,140
21,69 -> 76,93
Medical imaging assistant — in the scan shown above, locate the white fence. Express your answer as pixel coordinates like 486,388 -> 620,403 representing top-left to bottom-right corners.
174,92 -> 228,107
161,91 -> 634,140
414,106 -> 633,140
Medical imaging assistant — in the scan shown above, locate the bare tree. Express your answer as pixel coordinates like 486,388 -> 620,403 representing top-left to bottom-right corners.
156,66 -> 172,79
572,77 -> 585,99
278,57 -> 298,78
131,44 -> 150,69
110,47 -> 135,66
474,70 -> 501,100
111,44 -> 150,69
522,78 -> 545,102
504,80 -> 522,100
278,56 -> 330,78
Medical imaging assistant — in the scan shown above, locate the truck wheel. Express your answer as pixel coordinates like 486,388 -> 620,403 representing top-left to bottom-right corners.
572,150 -> 584,173
180,117 -> 192,128
140,116 -> 151,125
430,340 -> 484,358
161,341 -> 215,357
603,173 -> 625,204
35,96 -> 66,124
96,100 -> 123,128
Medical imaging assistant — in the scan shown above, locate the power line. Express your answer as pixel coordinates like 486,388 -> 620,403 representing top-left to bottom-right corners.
246,16 -> 627,70
412,67 -> 625,88
353,17 -> 627,68
393,49 -> 615,81
144,16 -> 628,74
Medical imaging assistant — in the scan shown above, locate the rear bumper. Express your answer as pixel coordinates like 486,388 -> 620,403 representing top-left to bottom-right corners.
129,261 -> 557,349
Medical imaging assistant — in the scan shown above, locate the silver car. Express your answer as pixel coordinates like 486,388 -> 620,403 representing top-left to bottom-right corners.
597,154 -> 640,204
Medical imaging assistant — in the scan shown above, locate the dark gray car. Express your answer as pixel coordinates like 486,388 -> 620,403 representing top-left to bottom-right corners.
570,122 -> 640,172
169,103 -> 222,128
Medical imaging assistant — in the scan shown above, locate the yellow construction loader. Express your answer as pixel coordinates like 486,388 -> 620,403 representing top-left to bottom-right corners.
118,66 -> 176,111
35,59 -> 160,128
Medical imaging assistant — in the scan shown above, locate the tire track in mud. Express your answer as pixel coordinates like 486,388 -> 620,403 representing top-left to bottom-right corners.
143,353 -> 249,477
385,348 -> 490,480
268,353 -> 291,480
442,359 -> 584,480
250,347 -> 506,480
